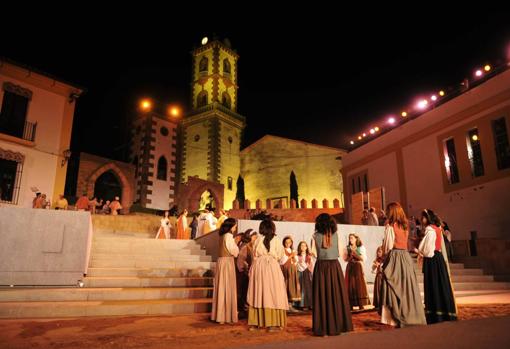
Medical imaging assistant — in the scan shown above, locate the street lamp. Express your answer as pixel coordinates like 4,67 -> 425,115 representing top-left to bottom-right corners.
61,149 -> 71,167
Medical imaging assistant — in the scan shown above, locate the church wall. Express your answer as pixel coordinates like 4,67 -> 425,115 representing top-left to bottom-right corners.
241,137 -> 345,207
218,120 -> 241,209
182,121 -> 209,180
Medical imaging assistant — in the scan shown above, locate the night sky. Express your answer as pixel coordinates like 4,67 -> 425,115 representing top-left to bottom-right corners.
2,11 -> 510,161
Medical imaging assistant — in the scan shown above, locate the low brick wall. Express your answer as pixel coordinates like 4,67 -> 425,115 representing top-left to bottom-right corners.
92,213 -> 175,236
228,208 -> 344,223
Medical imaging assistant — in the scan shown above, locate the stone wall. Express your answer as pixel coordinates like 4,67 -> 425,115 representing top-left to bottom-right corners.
240,135 -> 346,209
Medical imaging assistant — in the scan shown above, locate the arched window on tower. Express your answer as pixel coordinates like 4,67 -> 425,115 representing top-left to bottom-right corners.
197,91 -> 208,108
157,156 -> 167,181
223,59 -> 231,75
222,92 -> 231,109
199,56 -> 208,74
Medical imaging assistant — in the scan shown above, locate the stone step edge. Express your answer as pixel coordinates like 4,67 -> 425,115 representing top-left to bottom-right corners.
0,298 -> 213,306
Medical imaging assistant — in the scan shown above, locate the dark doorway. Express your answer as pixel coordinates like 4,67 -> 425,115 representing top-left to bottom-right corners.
94,171 -> 122,201
0,158 -> 18,202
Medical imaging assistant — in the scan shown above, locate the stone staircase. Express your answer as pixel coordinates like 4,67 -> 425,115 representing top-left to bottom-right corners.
1,225 -> 509,318
0,232 -> 215,318
365,259 -> 510,297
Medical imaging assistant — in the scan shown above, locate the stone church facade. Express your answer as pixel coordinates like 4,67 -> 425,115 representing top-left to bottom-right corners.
77,38 -> 345,212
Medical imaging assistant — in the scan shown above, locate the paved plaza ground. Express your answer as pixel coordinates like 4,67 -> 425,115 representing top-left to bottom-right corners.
1,294 -> 510,349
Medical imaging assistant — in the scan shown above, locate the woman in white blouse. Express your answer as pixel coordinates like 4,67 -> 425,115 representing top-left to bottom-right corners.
415,209 -> 457,324
211,218 -> 240,324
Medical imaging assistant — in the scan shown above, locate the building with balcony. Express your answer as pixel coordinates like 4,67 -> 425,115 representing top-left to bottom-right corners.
0,58 -> 83,207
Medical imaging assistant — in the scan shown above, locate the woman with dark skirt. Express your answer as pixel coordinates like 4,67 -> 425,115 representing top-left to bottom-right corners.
379,202 -> 426,327
311,213 -> 353,336
415,209 -> 457,324
371,246 -> 384,310
344,233 -> 371,310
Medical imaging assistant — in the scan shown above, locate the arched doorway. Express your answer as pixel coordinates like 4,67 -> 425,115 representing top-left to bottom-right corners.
199,189 -> 216,211
94,170 -> 122,201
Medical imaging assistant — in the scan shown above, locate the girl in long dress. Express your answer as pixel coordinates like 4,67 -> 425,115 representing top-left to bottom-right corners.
247,218 -> 288,332
415,209 -> 457,324
155,211 -> 171,239
176,209 -> 188,240
280,236 -> 301,310
371,246 -> 384,310
211,218 -> 240,324
297,241 -> 315,310
312,213 -> 353,336
379,202 -> 426,327
344,233 -> 371,310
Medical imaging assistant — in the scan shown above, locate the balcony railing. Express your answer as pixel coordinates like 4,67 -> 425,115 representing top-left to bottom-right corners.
188,102 -> 245,122
0,120 -> 37,142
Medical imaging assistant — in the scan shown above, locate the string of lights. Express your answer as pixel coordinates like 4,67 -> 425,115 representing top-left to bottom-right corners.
348,51 -> 510,149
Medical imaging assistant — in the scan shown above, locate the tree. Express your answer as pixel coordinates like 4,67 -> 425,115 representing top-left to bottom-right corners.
236,175 -> 245,209
290,171 -> 299,208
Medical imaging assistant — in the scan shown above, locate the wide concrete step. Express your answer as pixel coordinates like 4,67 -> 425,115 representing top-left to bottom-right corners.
92,246 -> 206,256
93,230 -> 155,239
447,268 -> 484,276
413,262 -> 465,270
90,253 -> 211,262
0,298 -> 212,318
89,259 -> 214,269
93,236 -> 198,246
83,276 -> 214,288
87,267 -> 213,278
416,275 -> 494,283
0,286 -> 212,302
367,281 -> 510,292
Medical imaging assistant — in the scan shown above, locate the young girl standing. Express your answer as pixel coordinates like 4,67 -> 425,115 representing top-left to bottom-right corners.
344,233 -> 371,310
280,236 -> 301,310
416,209 -> 457,324
312,213 -> 353,336
371,246 -> 384,310
296,241 -> 315,310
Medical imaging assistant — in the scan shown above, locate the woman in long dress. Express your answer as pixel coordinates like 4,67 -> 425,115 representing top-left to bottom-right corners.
379,202 -> 426,327
211,218 -> 240,324
415,209 -> 457,324
247,218 -> 288,332
176,209 -> 188,239
155,211 -> 171,239
311,213 -> 353,336
344,234 -> 371,310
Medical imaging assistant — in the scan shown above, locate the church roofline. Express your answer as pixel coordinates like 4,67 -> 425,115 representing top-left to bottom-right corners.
241,134 -> 347,154
191,40 -> 239,59
0,56 -> 86,93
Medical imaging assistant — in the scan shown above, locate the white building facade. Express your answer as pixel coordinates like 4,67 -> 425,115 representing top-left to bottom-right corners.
0,59 -> 82,208
342,67 -> 510,240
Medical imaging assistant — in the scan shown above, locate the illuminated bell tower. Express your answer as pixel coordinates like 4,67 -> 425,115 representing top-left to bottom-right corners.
180,37 -> 246,209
